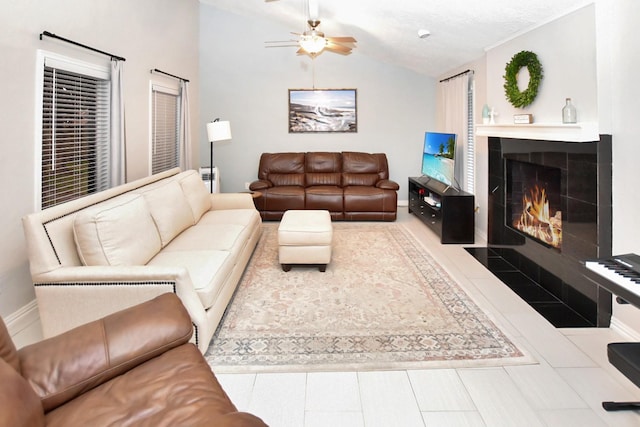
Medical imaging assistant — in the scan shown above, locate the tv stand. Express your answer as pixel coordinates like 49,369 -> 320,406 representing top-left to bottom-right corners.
408,177 -> 475,244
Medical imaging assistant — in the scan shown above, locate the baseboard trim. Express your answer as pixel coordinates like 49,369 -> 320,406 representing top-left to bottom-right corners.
610,317 -> 640,341
5,299 -> 40,337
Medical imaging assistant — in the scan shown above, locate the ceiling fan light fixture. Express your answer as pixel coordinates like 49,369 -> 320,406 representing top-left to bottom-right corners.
300,32 -> 327,54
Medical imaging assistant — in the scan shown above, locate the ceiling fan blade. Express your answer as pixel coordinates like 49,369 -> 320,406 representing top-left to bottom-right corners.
325,43 -> 352,54
326,36 -> 357,43
265,40 -> 298,44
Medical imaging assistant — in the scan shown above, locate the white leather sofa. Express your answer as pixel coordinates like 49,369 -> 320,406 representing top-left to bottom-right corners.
22,168 -> 261,353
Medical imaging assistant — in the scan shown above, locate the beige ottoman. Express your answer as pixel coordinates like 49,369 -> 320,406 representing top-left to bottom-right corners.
278,210 -> 333,272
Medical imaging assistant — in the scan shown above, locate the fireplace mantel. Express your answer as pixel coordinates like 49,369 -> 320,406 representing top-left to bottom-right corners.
476,122 -> 598,142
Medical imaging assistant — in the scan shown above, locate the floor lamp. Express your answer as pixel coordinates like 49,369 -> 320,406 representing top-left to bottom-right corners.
206,118 -> 232,193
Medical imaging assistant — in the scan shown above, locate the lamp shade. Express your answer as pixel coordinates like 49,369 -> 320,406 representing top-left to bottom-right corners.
206,120 -> 232,143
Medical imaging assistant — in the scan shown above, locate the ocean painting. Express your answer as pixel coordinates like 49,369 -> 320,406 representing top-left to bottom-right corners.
289,89 -> 357,133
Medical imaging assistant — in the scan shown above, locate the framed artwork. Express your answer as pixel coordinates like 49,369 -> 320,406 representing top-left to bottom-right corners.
288,89 -> 357,133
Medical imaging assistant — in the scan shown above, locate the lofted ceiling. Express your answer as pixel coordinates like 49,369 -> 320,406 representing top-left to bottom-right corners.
200,0 -> 593,77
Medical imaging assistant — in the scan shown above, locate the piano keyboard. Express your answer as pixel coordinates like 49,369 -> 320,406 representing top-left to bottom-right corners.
586,254 -> 640,306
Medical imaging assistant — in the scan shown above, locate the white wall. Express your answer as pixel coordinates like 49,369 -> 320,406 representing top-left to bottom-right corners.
600,0 -> 640,334
198,4 -> 436,198
485,4 -> 598,125
0,0 -> 200,318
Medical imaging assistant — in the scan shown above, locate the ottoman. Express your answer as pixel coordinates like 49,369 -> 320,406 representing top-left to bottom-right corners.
278,210 -> 333,272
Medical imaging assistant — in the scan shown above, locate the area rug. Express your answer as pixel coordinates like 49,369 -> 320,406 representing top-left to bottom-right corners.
206,222 -> 535,373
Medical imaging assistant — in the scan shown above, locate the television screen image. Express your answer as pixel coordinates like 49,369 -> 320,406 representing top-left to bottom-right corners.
421,132 -> 457,187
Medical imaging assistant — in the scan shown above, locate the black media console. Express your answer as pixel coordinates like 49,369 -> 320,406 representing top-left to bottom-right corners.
408,177 -> 475,244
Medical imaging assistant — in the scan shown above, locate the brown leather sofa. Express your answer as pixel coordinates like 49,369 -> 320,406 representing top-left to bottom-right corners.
0,293 -> 267,427
249,151 -> 399,221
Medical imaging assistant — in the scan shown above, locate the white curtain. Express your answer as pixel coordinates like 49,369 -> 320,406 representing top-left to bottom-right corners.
110,60 -> 126,185
179,80 -> 193,170
437,73 -> 470,191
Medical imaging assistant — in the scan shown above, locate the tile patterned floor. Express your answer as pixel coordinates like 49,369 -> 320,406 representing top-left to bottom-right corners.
13,210 -> 640,426
216,210 -> 640,426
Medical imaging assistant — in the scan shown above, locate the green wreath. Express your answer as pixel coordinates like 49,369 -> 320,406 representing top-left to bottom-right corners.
503,51 -> 543,108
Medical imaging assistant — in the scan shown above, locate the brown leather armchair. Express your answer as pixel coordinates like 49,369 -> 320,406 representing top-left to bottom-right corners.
0,293 -> 267,427
250,151 -> 399,221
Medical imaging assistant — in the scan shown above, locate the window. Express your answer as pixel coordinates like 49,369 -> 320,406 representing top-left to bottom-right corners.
40,55 -> 110,209
151,84 -> 181,174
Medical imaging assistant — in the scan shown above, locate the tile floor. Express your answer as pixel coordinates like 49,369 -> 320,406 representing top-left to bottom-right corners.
12,210 -> 640,426
216,210 -> 640,426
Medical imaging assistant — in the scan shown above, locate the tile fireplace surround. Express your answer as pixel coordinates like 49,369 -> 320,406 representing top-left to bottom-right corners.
480,134 -> 613,327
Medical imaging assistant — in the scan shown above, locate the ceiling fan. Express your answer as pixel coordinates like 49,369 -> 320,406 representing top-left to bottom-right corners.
265,0 -> 357,57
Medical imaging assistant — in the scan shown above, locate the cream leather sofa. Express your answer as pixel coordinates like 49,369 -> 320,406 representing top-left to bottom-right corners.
22,168 -> 262,354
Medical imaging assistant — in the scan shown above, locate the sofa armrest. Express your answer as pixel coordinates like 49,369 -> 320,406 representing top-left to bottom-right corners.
249,180 -> 272,191
18,293 -> 192,412
376,179 -> 400,190
30,266 -> 206,345
210,192 -> 256,210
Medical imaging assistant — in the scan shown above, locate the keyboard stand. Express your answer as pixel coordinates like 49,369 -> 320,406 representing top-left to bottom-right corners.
602,340 -> 640,411
585,257 -> 640,411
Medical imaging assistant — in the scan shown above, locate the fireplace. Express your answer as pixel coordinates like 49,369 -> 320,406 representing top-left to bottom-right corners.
506,159 -> 562,250
480,135 -> 613,327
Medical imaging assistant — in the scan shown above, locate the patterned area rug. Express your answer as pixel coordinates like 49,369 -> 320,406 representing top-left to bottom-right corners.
206,222 -> 535,373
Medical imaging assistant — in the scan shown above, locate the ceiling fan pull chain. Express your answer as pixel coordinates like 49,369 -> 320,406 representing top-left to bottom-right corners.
312,58 -> 316,89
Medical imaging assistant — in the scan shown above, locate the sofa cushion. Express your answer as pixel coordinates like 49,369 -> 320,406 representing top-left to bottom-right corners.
305,186 -> 344,213
268,173 -> 305,187
164,224 -> 246,253
148,250 -> 234,309
306,173 -> 341,187
0,358 -> 45,427
0,315 -> 19,372
306,152 -> 342,171
73,194 -> 162,266
258,152 -> 306,187
142,180 -> 194,247
256,186 -> 305,212
197,209 -> 262,228
305,152 -> 342,187
342,173 -> 380,186
178,171 -> 211,222
344,186 -> 397,212
42,344 -> 241,427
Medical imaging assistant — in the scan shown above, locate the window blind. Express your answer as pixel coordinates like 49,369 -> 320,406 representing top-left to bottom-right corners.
151,86 -> 180,174
466,78 -> 475,194
41,66 -> 110,209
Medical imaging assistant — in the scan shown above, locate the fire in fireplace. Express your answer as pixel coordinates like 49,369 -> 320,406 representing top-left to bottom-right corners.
506,159 -> 562,249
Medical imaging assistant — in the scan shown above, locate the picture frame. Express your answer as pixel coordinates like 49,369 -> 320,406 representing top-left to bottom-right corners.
288,89 -> 357,133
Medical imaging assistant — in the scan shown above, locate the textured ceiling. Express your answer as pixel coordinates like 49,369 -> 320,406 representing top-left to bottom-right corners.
200,0 -> 593,77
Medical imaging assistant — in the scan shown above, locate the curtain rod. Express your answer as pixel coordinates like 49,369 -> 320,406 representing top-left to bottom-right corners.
151,68 -> 189,83
439,69 -> 473,83
39,31 -> 125,61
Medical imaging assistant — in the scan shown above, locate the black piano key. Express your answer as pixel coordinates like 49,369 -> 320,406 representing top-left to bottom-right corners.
598,260 -> 640,285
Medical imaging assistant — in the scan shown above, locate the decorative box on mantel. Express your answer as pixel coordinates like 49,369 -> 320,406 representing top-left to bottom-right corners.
476,121 -> 598,142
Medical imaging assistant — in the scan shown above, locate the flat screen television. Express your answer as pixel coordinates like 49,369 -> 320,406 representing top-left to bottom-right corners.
421,131 -> 457,188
